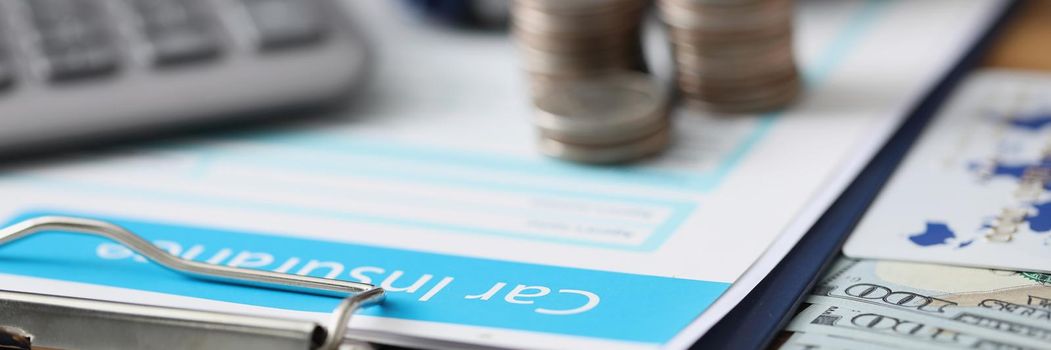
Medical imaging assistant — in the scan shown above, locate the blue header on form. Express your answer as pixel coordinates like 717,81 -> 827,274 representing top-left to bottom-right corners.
0,211 -> 728,343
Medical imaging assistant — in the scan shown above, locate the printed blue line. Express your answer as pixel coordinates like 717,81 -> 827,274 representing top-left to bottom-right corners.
197,148 -> 695,209
638,201 -> 699,251
701,116 -> 776,188
8,175 -> 689,251
188,152 -> 213,179
193,134 -> 709,190
177,169 -> 665,230
803,0 -> 889,85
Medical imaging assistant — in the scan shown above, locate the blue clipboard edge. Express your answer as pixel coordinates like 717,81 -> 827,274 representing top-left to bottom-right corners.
689,2 -> 1020,349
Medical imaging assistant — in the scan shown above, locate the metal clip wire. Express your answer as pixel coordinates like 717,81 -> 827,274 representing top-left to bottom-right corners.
0,216 -> 384,350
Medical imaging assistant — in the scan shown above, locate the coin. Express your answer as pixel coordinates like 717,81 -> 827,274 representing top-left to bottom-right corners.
537,126 -> 671,164
534,72 -> 667,134
683,83 -> 800,114
512,0 -> 648,93
659,0 -> 801,114
514,0 -> 672,163
539,117 -> 670,146
534,73 -> 666,135
532,72 -> 671,162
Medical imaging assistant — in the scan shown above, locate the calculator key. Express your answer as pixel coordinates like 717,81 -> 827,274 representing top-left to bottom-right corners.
0,38 -> 13,91
25,0 -> 85,25
44,47 -> 120,81
130,0 -> 222,66
0,57 -> 13,91
37,23 -> 105,52
25,0 -> 120,81
147,28 -> 221,65
239,0 -> 328,50
130,0 -> 199,28
26,1 -> 109,43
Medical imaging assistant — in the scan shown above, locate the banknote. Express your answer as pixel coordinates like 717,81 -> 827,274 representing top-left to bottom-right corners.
777,332 -> 898,350
805,295 -> 1051,348
809,258 -> 1051,346
785,303 -> 1040,350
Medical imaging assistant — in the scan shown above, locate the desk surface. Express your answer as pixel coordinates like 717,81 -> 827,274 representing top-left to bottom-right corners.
985,0 -> 1051,69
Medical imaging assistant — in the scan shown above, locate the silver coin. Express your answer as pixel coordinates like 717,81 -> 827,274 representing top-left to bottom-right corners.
681,84 -> 801,108
673,47 -> 796,78
660,0 -> 801,114
515,0 -> 669,163
658,0 -> 792,31
682,82 -> 802,114
516,0 -> 645,15
520,50 -> 641,76
512,3 -> 644,34
675,68 -> 801,111
513,0 -> 649,93
538,126 -> 671,164
539,113 -> 670,146
533,72 -> 668,136
514,22 -> 638,48
670,29 -> 793,55
667,18 -> 791,44
676,64 -> 799,90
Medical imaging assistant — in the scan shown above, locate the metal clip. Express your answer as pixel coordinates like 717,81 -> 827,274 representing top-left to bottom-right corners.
0,216 -> 384,350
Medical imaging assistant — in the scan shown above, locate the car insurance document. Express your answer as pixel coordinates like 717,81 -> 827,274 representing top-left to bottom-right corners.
0,1 -> 1003,349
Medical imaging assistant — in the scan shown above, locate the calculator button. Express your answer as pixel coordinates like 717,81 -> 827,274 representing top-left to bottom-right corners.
0,38 -> 13,91
129,0 -> 222,66
25,0 -> 120,81
25,0 -> 84,24
148,29 -> 221,65
44,47 -> 120,81
0,57 -> 13,91
239,0 -> 328,50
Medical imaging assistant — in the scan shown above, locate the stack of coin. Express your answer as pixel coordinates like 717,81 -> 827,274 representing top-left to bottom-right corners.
533,72 -> 670,164
658,0 -> 800,113
511,0 -> 649,94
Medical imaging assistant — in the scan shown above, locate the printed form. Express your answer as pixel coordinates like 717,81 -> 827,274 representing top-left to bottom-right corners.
0,1 -> 1003,349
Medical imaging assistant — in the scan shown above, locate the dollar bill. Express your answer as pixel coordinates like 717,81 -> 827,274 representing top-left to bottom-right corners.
786,303 -> 1040,350
804,295 -> 1051,348
809,258 -> 1051,346
778,332 -> 898,350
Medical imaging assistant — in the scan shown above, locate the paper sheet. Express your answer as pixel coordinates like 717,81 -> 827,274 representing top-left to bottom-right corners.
0,1 -> 1003,349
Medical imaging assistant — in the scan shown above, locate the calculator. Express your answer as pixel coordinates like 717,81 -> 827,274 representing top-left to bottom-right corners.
0,0 -> 368,155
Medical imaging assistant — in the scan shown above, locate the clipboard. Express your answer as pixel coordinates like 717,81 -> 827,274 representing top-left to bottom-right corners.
689,2 -> 1017,349
0,4 -> 1015,349
0,216 -> 384,350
